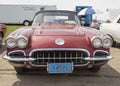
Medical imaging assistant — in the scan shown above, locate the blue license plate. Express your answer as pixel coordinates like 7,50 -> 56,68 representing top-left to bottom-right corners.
48,63 -> 73,73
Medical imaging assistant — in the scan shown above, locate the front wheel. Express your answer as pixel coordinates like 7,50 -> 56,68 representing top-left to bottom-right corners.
112,40 -> 117,47
109,35 -> 116,47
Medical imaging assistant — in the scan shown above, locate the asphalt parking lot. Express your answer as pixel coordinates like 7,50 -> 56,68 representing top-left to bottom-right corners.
0,45 -> 120,86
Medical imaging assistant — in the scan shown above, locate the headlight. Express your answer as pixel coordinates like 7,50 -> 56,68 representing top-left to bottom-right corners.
5,37 -> 16,48
103,38 -> 112,48
17,37 -> 28,48
92,37 -> 102,48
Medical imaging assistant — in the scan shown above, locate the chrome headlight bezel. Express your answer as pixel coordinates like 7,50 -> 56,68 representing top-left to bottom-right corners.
103,37 -> 113,48
5,37 -> 16,48
91,36 -> 113,48
91,37 -> 102,48
17,36 -> 28,48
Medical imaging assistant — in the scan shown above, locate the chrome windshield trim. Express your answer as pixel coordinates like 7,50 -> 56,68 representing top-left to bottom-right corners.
8,50 -> 26,56
29,48 -> 90,56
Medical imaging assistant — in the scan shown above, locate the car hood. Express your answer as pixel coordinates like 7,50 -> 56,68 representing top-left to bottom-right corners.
33,25 -> 85,36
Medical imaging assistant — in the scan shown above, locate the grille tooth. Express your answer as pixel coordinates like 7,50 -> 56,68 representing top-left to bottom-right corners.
59,52 -> 61,62
37,52 -> 39,64
79,52 -> 82,63
70,52 -> 72,62
31,50 -> 88,65
76,51 -> 77,63
65,51 -> 67,62
47,52 -> 49,63
54,51 -> 55,63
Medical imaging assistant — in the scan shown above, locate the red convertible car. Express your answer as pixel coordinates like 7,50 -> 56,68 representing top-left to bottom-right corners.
0,24 -> 6,47
3,10 -> 112,74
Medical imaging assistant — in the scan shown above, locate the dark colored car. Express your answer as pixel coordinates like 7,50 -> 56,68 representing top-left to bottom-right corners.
0,24 -> 6,47
3,10 -> 112,74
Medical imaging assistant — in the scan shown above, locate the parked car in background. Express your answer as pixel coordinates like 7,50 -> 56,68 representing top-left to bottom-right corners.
100,14 -> 120,46
3,10 -> 113,74
98,20 -> 105,25
0,24 -> 6,47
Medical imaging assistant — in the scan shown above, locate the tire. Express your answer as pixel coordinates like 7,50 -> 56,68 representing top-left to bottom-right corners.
108,35 -> 116,47
112,40 -> 116,47
0,33 -> 2,48
89,67 -> 101,72
23,20 -> 30,26
14,67 -> 27,75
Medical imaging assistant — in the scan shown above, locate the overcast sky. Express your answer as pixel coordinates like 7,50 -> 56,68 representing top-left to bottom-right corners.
0,0 -> 120,11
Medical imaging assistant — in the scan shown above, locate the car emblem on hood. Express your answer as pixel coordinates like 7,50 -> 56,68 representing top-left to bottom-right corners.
55,38 -> 65,45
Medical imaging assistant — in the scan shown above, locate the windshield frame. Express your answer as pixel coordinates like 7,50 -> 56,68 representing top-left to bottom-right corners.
32,10 -> 80,25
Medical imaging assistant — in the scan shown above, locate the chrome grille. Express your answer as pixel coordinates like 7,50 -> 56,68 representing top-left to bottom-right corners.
31,50 -> 88,65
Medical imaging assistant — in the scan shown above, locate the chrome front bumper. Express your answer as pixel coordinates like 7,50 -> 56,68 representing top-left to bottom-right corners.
3,49 -> 112,67
3,55 -> 112,67
3,55 -> 112,62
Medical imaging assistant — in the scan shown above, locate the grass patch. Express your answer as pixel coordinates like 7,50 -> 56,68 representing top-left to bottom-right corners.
5,25 -> 23,37
3,25 -> 23,42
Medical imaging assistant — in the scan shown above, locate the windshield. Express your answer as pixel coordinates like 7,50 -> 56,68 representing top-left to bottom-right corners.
32,11 -> 80,25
